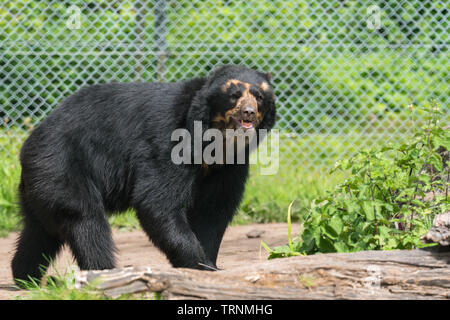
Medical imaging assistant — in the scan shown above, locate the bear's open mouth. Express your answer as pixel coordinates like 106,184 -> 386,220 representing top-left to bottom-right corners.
240,119 -> 253,129
230,117 -> 254,131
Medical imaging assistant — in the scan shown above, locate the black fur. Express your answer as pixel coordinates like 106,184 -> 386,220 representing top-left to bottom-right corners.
11,65 -> 276,283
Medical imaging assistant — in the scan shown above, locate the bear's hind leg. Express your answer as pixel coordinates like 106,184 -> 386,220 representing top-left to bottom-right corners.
11,215 -> 63,285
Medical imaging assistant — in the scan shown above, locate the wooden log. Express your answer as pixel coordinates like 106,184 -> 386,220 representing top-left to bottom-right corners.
422,212 -> 450,246
78,246 -> 450,300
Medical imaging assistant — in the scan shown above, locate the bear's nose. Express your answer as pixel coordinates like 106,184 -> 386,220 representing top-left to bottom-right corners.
242,106 -> 256,117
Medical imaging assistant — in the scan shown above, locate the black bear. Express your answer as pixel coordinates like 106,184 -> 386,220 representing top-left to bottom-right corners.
11,65 -> 276,284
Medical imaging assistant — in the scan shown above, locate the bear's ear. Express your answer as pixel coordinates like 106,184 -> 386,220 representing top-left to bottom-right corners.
259,101 -> 276,132
186,87 -> 211,132
266,72 -> 272,82
210,65 -> 226,77
212,66 -> 222,73
205,66 -> 224,88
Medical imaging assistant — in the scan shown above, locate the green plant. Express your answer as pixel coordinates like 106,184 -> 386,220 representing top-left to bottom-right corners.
15,265 -> 111,300
108,209 -> 140,231
267,102 -> 448,256
15,264 -> 158,300
0,134 -> 23,237
261,201 -> 303,259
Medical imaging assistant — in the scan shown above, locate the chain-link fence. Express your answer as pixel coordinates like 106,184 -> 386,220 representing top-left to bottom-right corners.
0,1 -> 448,170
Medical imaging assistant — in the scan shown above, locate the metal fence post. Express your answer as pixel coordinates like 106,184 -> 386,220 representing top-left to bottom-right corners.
154,0 -> 167,82
134,0 -> 148,82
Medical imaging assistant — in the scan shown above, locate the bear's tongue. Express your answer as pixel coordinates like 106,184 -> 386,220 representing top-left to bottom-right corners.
241,120 -> 253,129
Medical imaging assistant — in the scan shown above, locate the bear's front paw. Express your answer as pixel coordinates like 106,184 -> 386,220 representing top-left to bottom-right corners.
197,261 -> 220,271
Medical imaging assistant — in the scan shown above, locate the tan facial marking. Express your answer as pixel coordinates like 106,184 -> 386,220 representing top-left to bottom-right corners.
211,113 -> 226,124
257,111 -> 263,122
224,80 -> 257,108
237,92 -> 257,110
260,81 -> 270,91
222,106 -> 240,129
222,79 -> 246,92
212,107 -> 240,130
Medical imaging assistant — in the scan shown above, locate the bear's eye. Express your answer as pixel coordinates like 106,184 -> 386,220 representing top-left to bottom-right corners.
255,92 -> 264,103
230,92 -> 241,101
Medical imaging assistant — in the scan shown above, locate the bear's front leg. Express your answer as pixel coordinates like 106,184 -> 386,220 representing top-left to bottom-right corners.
134,194 -> 216,270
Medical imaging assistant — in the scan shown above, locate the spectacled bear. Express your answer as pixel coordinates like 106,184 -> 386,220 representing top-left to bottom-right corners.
11,65 -> 276,284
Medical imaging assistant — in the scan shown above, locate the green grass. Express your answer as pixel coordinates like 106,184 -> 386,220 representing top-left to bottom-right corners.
17,274 -> 113,300
233,163 -> 342,224
108,209 -> 141,231
15,266 -> 157,300
0,133 -> 23,237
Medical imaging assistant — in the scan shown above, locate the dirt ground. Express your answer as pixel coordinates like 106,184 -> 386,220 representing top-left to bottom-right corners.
0,223 -> 297,300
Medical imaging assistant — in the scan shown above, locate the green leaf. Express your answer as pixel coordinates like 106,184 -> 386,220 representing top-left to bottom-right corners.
382,203 -> 394,212
0,199 -> 14,207
333,241 -> 348,252
322,225 -> 338,239
361,201 -> 375,220
378,225 -> 392,238
432,134 -> 450,150
260,240 -> 273,254
411,199 -> 425,208
380,145 -> 393,152
428,152 -> 443,172
328,215 -> 344,235
318,237 -> 335,253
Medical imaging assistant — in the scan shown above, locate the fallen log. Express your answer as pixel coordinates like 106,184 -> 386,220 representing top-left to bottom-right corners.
422,212 -> 450,246
78,246 -> 450,300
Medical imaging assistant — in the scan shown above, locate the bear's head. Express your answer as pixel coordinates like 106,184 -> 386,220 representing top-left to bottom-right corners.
205,65 -> 276,133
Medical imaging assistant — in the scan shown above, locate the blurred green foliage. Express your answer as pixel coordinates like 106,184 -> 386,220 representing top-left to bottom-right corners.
0,0 -> 448,131
1,1 -> 446,45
